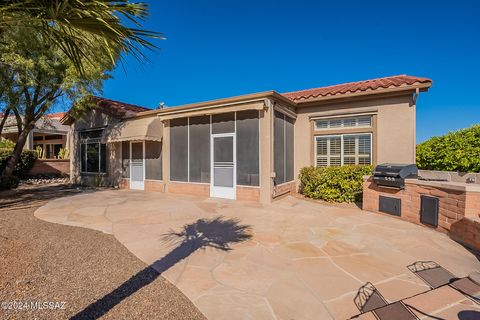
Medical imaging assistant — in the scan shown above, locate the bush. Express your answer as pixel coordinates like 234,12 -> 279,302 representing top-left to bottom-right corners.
299,165 -> 373,203
0,139 -> 15,150
0,149 -> 37,178
416,125 -> 480,173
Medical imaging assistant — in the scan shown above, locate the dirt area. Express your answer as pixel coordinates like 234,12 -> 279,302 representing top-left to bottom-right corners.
0,184 -> 206,320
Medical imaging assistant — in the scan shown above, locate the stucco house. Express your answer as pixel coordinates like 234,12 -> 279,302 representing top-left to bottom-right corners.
1,112 -> 69,159
61,75 -> 432,203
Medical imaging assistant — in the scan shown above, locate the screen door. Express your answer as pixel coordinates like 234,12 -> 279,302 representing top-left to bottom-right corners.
130,141 -> 144,190
210,134 -> 235,199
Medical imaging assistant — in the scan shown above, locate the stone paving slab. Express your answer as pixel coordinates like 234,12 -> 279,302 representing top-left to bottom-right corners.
35,190 -> 480,320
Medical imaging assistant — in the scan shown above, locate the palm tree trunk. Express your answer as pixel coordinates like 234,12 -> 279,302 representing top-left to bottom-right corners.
1,123 -> 31,181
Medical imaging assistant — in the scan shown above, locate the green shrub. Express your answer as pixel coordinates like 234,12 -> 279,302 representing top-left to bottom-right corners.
0,149 -> 37,178
416,125 -> 480,173
299,165 -> 373,203
0,139 -> 15,150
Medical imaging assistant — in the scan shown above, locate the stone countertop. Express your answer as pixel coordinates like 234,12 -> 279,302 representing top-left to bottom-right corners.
363,175 -> 480,192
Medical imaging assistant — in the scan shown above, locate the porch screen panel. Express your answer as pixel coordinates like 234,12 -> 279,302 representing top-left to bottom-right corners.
145,141 -> 162,180
285,116 -> 295,182
212,112 -> 235,134
189,116 -> 210,183
170,118 -> 188,182
274,111 -> 285,185
122,141 -> 130,178
80,143 -> 86,172
236,110 -> 259,186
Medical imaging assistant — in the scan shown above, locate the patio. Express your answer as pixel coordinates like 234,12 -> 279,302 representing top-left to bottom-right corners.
35,190 -> 480,319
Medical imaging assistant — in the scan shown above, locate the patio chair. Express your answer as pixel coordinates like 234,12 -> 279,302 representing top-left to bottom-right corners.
353,282 -> 418,320
407,261 -> 456,289
354,282 -> 388,313
450,272 -> 480,303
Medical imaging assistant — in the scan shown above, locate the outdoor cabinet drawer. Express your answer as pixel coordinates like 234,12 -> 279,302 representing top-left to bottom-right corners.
379,196 -> 401,216
420,195 -> 439,227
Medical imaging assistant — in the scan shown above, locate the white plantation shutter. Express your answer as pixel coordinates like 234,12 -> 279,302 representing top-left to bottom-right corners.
315,134 -> 371,167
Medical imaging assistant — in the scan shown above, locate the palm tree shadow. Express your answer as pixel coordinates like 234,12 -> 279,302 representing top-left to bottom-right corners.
70,216 -> 252,320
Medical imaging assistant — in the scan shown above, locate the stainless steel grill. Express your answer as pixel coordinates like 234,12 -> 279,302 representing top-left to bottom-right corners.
372,164 -> 418,189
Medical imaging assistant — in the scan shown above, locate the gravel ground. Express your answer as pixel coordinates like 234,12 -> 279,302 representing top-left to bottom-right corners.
0,183 -> 206,320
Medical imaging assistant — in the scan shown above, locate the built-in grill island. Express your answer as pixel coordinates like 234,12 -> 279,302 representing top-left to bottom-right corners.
364,166 -> 480,252
372,163 -> 418,189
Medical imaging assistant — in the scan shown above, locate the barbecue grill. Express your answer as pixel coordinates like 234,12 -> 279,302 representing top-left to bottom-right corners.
372,164 -> 418,189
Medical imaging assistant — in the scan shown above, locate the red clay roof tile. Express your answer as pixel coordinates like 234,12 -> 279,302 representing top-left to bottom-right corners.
282,75 -> 432,102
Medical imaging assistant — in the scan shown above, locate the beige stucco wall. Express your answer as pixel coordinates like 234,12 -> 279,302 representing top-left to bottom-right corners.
294,93 -> 416,177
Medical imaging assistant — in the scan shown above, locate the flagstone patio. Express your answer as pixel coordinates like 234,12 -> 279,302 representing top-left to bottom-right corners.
35,190 -> 480,319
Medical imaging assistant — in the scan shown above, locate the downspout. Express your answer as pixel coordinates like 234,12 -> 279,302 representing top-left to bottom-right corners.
412,88 -> 419,164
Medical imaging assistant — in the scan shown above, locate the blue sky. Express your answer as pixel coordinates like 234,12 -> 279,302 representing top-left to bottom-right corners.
101,0 -> 480,142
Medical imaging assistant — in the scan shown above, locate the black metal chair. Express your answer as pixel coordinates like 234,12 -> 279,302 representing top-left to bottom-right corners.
407,261 -> 456,289
407,261 -> 480,305
353,282 -> 418,320
354,282 -> 388,313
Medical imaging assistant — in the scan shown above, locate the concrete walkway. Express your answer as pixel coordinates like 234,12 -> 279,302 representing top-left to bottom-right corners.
35,190 -> 480,319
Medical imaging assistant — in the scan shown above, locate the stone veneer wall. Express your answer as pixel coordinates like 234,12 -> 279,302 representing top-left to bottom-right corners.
29,159 -> 70,176
121,179 -> 261,201
272,181 -> 297,199
363,176 -> 480,251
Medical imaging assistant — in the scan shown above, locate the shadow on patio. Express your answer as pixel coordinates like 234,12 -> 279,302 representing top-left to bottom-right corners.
70,216 -> 252,320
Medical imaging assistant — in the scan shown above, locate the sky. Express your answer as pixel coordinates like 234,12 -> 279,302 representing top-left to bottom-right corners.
100,0 -> 480,142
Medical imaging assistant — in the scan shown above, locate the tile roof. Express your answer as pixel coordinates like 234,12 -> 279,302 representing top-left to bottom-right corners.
91,96 -> 150,118
46,112 -> 66,119
60,96 -> 150,124
282,75 -> 432,102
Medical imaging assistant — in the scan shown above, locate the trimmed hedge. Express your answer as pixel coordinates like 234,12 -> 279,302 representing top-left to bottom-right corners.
416,125 -> 480,173
299,165 -> 373,203
0,149 -> 37,178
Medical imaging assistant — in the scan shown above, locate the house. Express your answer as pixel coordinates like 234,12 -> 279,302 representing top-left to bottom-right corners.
62,75 -> 432,203
1,112 -> 69,159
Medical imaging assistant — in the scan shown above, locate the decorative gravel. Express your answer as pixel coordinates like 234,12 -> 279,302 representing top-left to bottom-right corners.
0,184 -> 206,320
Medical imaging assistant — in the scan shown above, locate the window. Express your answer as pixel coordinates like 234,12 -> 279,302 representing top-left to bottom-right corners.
79,129 -> 107,174
315,134 -> 371,167
274,111 -> 294,185
315,116 -> 372,130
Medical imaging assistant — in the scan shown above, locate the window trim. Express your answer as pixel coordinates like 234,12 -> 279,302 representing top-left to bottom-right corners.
314,133 -> 372,167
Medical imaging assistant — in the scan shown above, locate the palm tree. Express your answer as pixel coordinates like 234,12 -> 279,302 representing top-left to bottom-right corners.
0,0 -> 162,72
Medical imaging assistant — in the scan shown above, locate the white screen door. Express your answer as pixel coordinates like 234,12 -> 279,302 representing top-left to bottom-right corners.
130,141 -> 144,190
210,134 -> 236,199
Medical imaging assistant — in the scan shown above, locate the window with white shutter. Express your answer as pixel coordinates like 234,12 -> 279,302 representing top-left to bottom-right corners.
315,134 -> 372,167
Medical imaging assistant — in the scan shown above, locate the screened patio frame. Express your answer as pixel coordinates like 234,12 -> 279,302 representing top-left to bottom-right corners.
169,110 -> 261,189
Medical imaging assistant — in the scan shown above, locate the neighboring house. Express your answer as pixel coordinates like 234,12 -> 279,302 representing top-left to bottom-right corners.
62,75 -> 432,203
1,112 -> 69,159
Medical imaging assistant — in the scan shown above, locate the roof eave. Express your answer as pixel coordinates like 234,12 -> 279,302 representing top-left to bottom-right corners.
291,83 -> 432,105
130,91 -> 296,118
